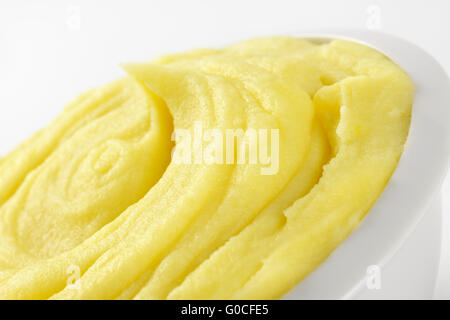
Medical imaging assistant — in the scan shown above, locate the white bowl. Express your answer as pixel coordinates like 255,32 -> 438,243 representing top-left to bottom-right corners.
283,30 -> 450,299
1,28 -> 448,300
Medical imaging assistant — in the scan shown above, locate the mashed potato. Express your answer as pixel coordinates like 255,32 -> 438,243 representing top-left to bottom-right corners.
0,37 -> 413,299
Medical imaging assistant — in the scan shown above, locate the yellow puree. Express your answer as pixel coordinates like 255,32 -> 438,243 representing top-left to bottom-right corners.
0,37 -> 413,299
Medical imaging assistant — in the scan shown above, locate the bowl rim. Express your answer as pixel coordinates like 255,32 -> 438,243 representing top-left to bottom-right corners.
282,29 -> 450,299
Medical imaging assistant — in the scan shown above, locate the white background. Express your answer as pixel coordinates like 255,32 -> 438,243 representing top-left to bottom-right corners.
0,0 -> 449,298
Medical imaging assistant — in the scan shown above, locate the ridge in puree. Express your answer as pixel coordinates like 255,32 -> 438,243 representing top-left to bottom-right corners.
0,36 -> 413,299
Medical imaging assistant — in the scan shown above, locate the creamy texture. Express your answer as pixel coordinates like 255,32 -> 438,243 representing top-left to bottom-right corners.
0,37 -> 413,299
